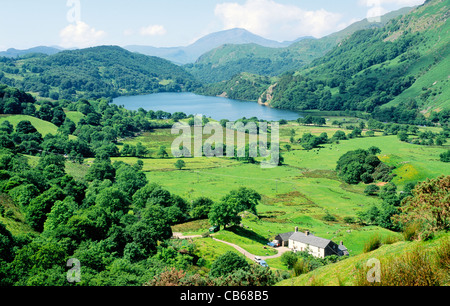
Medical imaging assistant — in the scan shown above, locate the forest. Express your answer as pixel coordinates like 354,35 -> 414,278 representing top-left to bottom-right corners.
0,46 -> 199,101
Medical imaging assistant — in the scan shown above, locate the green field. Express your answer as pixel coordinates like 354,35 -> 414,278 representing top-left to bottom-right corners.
4,113 -> 447,276
0,115 -> 60,136
101,120 -> 449,269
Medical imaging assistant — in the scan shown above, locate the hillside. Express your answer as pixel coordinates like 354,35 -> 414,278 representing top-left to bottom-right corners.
246,0 -> 449,125
277,233 -> 450,286
0,46 -> 199,101
187,7 -> 414,84
125,28 -> 300,64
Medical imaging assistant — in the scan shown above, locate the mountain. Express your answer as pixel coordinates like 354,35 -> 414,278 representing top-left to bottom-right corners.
0,46 -> 63,58
263,0 -> 449,124
0,46 -> 198,101
125,28 -> 301,64
187,6 -> 415,84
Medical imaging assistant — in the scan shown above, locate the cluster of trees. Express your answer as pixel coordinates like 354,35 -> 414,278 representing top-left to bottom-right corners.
0,84 -> 36,115
358,182 -> 411,230
336,147 -> 394,185
359,175 -> 450,239
146,251 -> 281,286
397,128 -> 449,147
195,73 -> 272,101
0,46 -> 199,101
0,140 -> 269,285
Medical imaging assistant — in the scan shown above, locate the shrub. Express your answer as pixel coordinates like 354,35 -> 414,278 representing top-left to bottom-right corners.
435,238 -> 450,270
355,247 -> 440,286
292,258 -> 311,277
440,150 -> 450,162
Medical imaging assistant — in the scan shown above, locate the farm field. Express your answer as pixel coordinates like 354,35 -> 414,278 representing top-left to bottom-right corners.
92,119 -> 449,269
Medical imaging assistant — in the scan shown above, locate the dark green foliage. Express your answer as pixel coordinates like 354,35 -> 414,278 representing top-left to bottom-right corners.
209,188 -> 261,229
209,251 -> 250,278
195,73 -> 272,101
336,149 -> 393,185
440,150 -> 450,163
190,197 -> 214,220
2,46 -> 199,101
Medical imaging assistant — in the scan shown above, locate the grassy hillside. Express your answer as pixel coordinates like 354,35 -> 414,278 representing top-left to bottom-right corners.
277,232 -> 450,286
262,0 -> 449,123
0,114 -> 59,136
186,6 -> 414,84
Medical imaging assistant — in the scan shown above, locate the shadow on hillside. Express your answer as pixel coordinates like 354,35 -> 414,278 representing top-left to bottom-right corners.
226,226 -> 270,245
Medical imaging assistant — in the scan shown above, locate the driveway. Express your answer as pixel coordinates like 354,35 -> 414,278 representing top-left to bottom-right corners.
173,233 -> 290,261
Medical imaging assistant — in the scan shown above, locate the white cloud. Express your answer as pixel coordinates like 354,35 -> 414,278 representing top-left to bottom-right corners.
359,0 -> 425,21
214,0 -> 344,40
60,21 -> 106,48
140,25 -> 167,36
362,0 -> 425,5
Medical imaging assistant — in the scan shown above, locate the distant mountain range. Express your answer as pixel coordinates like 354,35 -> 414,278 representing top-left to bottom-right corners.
0,46 -> 63,58
124,28 -> 313,64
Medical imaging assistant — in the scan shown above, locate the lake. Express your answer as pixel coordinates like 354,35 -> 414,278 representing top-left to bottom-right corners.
113,92 -> 302,121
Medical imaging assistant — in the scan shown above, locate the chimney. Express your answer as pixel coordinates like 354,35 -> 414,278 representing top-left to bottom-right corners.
295,227 -> 299,232
305,231 -> 310,236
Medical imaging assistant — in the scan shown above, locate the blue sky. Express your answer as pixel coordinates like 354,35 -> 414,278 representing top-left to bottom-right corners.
0,0 -> 426,51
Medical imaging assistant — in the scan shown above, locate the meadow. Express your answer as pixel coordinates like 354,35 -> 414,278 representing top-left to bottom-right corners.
101,119 -> 449,269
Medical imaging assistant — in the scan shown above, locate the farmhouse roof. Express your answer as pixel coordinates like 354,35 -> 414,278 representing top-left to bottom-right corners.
289,231 -> 333,249
277,232 -> 294,241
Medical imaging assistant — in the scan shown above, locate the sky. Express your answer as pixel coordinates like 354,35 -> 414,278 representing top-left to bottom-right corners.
0,0 -> 426,51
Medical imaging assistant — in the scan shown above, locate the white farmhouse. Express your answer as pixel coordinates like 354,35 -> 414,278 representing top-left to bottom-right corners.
285,228 -> 349,259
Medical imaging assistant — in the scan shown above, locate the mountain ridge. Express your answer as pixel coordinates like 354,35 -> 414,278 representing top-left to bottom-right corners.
125,28 -> 310,64
186,6 -> 416,84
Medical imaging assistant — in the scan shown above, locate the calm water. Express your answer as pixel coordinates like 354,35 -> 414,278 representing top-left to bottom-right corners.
113,92 -> 302,121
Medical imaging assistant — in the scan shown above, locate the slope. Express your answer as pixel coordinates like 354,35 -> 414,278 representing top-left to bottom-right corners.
0,45 -> 199,101
187,6 -> 415,84
264,0 -> 449,125
276,233 -> 450,286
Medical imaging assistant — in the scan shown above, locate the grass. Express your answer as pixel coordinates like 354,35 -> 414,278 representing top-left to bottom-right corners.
2,115 -> 448,282
124,121 -> 447,263
276,233 -> 450,286
0,114 -> 60,136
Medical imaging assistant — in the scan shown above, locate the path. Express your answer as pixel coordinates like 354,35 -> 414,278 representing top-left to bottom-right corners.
172,232 -> 290,261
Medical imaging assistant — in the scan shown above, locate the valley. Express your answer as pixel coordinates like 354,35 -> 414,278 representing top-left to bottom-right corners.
0,0 -> 449,288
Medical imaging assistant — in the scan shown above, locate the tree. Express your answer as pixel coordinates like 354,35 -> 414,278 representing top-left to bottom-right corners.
114,163 -> 148,197
26,186 -> 66,232
365,184 -> 380,196
85,158 -> 115,182
440,150 -> 450,163
209,251 -> 249,278
16,120 -> 37,135
157,146 -> 169,159
174,159 -> 186,170
190,197 -> 214,220
281,251 -> 298,269
398,131 -> 409,142
208,200 -> 241,230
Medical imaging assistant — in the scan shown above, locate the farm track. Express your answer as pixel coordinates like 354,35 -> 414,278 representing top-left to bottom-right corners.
172,232 -> 290,261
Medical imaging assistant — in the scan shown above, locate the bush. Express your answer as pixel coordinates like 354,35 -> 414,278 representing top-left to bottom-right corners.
364,184 -> 380,196
356,247 -> 440,286
292,258 -> 311,277
209,251 -> 249,278
440,150 -> 450,162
